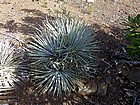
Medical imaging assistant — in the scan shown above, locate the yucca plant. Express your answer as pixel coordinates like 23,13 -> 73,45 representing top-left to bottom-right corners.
123,14 -> 140,57
0,38 -> 26,103
28,15 -> 99,97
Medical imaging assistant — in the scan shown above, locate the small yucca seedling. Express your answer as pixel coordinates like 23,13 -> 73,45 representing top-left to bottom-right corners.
28,15 -> 99,96
0,39 -> 25,103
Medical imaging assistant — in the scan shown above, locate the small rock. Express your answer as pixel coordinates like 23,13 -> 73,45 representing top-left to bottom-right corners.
97,82 -> 108,95
82,0 -> 96,3
106,76 -> 112,84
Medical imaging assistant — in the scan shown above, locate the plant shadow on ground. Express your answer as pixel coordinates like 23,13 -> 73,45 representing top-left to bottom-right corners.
2,9 -> 48,35
1,9 -> 139,105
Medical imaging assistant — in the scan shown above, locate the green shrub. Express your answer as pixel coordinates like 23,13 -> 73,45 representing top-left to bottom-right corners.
123,14 -> 140,57
27,15 -> 99,96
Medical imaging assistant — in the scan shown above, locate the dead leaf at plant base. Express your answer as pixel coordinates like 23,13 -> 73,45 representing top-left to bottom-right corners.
77,81 -> 97,96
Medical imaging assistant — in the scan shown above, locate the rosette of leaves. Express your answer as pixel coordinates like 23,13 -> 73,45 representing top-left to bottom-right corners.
123,14 -> 140,57
28,15 -> 99,96
0,39 -> 26,103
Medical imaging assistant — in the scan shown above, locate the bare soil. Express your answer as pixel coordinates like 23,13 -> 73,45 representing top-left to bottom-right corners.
0,0 -> 140,105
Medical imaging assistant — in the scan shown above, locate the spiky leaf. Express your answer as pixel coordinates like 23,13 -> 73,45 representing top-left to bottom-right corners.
28,15 -> 99,96
0,39 -> 27,103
